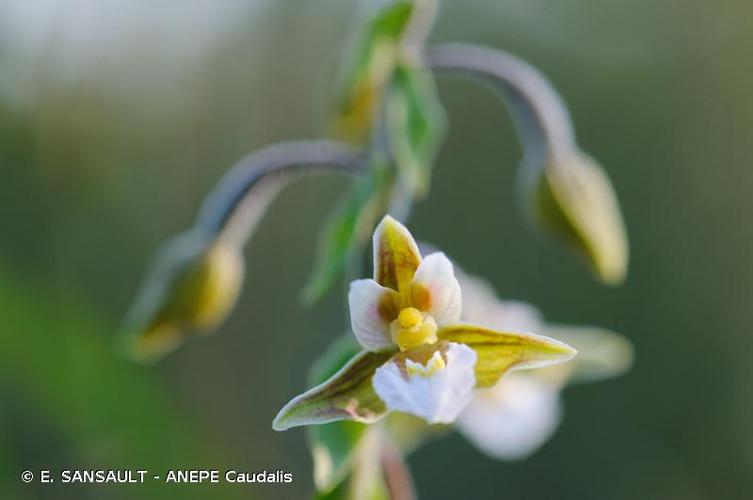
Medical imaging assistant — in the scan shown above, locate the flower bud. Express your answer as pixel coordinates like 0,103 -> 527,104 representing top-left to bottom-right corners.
519,151 -> 628,284
122,232 -> 244,361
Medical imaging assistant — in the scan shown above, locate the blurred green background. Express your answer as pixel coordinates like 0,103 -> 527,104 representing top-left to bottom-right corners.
1,1 -> 752,499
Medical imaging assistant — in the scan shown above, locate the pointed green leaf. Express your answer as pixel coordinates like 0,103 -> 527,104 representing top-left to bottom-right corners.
273,347 -> 396,431
437,324 -> 577,388
387,62 -> 447,197
335,1 -> 416,143
301,165 -> 393,305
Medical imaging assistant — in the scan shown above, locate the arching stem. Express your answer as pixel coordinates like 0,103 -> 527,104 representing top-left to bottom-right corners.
425,43 -> 576,161
195,140 -> 367,247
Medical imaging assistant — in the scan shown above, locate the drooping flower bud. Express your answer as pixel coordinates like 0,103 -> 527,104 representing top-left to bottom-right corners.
519,150 -> 629,284
121,231 -> 244,361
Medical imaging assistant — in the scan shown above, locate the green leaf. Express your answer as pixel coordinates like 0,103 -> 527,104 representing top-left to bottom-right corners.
307,336 -> 369,493
437,324 -> 577,388
387,62 -> 447,197
311,420 -> 369,494
0,267 -> 227,499
301,165 -> 393,305
273,347 -> 396,431
334,1 -> 415,143
312,429 -> 390,500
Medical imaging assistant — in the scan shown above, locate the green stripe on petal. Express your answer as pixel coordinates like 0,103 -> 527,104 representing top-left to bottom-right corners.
372,215 -> 422,294
437,324 -> 577,388
273,348 -> 396,431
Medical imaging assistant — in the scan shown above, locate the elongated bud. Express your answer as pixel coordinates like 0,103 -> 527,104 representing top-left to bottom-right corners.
427,43 -> 629,284
121,140 -> 364,361
519,151 -> 628,284
121,232 -> 243,362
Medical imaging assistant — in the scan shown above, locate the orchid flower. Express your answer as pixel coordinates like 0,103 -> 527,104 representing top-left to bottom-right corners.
454,269 -> 633,460
273,215 -> 576,430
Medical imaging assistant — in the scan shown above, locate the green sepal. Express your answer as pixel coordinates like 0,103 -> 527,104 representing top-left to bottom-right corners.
273,346 -> 396,431
437,324 -> 577,388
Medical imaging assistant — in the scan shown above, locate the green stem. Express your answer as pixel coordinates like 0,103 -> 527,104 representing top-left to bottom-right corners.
195,140 -> 367,247
425,43 -> 576,160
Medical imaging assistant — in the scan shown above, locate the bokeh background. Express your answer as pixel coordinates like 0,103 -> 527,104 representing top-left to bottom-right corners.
1,1 -> 752,499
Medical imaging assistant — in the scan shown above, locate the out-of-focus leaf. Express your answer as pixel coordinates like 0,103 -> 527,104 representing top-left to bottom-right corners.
0,267 -> 234,499
334,1 -> 415,144
387,62 -> 446,197
311,420 -> 369,494
307,336 -> 369,493
273,347 -> 396,431
437,324 -> 577,388
312,428 -> 390,500
301,165 -> 393,305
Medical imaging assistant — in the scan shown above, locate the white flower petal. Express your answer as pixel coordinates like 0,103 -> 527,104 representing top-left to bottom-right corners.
372,343 -> 476,424
411,252 -> 462,325
456,268 -> 543,331
348,279 -> 397,350
457,374 -> 562,460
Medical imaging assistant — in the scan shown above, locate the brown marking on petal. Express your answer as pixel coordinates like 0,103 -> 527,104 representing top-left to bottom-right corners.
375,221 -> 421,292
409,283 -> 432,312
377,290 -> 400,323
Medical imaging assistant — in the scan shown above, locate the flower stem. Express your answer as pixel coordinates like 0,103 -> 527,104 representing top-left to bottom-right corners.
195,140 -> 367,247
425,43 -> 576,159
381,438 -> 416,500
